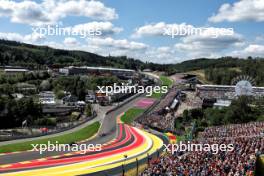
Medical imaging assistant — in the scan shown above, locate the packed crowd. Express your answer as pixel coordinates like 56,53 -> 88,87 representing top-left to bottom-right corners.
137,113 -> 175,132
141,122 -> 264,176
196,85 -> 235,100
181,91 -> 202,109
199,122 -> 264,139
137,87 -> 179,131
153,87 -> 180,115
137,89 -> 203,132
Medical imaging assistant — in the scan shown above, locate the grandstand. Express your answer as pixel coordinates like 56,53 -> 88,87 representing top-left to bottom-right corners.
137,87 -> 181,132
59,66 -> 135,79
141,122 -> 264,176
196,84 -> 264,100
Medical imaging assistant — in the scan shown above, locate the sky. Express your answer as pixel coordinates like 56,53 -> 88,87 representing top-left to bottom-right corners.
0,0 -> 264,63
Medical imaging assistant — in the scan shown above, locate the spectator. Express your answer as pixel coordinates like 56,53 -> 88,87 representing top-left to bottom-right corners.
141,122 -> 264,176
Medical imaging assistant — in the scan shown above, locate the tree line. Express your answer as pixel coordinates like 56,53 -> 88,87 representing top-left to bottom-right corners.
205,58 -> 264,86
0,97 -> 42,129
175,96 -> 264,134
3,39 -> 264,75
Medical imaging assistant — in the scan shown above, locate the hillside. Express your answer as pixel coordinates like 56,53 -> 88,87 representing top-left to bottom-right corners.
0,40 -> 250,69
0,40 -> 145,70
0,40 -> 264,86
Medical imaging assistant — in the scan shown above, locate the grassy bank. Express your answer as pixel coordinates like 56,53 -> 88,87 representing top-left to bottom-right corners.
0,121 -> 100,153
150,75 -> 173,99
183,69 -> 211,84
160,75 -> 173,87
121,108 -> 145,124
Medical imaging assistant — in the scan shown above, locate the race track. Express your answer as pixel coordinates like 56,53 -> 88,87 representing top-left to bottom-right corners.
0,96 -> 165,176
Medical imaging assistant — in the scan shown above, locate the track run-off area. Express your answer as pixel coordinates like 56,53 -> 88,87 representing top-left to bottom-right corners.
0,96 -> 165,176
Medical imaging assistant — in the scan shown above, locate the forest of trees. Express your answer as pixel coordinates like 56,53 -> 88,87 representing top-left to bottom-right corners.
50,75 -> 120,100
0,72 -> 120,128
175,96 -> 264,134
0,71 -> 50,95
205,59 -> 264,86
0,70 -> 120,99
0,40 -> 146,70
0,97 -> 42,128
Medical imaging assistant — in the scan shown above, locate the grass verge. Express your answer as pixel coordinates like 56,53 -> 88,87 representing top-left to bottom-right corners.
150,75 -> 173,99
121,108 -> 145,124
0,121 -> 100,153
183,69 -> 210,84
160,75 -> 173,87
150,92 -> 163,99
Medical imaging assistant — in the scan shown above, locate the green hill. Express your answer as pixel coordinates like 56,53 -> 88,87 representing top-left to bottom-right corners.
0,40 -> 145,70
0,40 -> 263,86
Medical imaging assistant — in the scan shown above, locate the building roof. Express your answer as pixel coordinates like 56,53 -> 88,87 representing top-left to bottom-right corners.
39,91 -> 55,95
5,69 -> 29,72
66,66 -> 135,72
170,99 -> 179,109
197,84 -> 264,89
214,100 -> 231,107
62,95 -> 78,102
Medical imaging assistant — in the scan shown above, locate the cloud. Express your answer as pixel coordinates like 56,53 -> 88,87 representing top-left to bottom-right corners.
144,46 -> 181,63
44,31 -> 245,64
44,37 -> 149,62
231,44 -> 264,57
63,37 -> 79,46
0,32 -> 45,43
44,41 -> 64,49
54,0 -> 118,21
70,22 -> 123,36
132,22 -> 234,39
209,0 -> 264,22
82,37 -> 150,62
255,35 -> 264,43
0,0 -> 118,26
132,22 -> 193,38
86,37 -> 148,50
174,31 -> 244,58
30,22 -> 123,39
0,0 -> 50,25
130,22 -> 245,62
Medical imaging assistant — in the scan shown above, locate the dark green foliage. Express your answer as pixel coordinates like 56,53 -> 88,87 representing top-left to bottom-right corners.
0,71 -> 50,85
0,40 -> 145,70
34,117 -> 56,126
51,75 -> 119,100
204,59 -> 264,86
205,67 -> 240,85
85,104 -> 92,117
167,57 -> 244,74
0,97 -> 42,128
177,96 -> 264,131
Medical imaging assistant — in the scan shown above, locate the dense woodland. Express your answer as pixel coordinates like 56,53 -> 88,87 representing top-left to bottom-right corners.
175,96 -> 264,135
0,40 -> 146,70
204,59 -> 264,86
0,96 -> 42,128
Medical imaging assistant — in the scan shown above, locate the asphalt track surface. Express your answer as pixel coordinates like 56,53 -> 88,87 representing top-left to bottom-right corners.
0,94 -> 166,175
0,95 -> 144,165
0,124 -> 130,173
